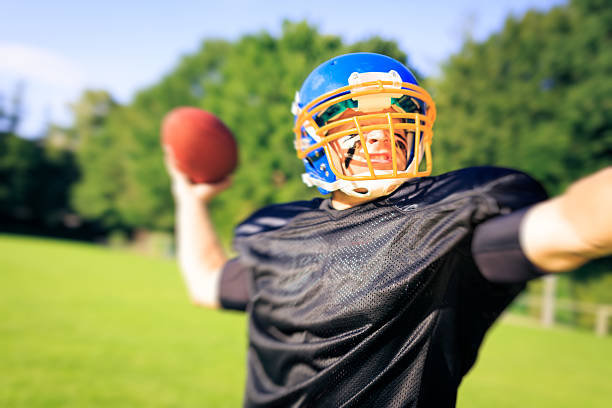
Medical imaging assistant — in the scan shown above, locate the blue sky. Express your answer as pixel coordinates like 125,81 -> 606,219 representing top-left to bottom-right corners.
1,0 -> 567,137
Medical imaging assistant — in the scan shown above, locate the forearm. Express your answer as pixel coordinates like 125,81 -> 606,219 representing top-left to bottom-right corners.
520,167 -> 612,272
175,195 -> 227,308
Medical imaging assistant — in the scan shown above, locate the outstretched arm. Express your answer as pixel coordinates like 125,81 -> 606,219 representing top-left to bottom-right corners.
165,153 -> 231,308
520,167 -> 612,272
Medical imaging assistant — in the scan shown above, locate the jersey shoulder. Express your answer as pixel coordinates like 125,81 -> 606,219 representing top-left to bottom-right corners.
387,166 -> 548,211
234,198 -> 324,238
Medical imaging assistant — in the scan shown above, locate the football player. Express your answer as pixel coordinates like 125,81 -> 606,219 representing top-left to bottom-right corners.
165,53 -> 612,407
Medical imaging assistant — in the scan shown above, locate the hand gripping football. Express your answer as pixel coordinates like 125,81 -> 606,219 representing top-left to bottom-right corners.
161,107 -> 238,183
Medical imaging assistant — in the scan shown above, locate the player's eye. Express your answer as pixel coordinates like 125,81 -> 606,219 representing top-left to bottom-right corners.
394,133 -> 408,151
338,134 -> 360,149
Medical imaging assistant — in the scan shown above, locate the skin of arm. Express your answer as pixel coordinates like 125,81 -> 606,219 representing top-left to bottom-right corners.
165,153 -> 231,308
520,167 -> 612,272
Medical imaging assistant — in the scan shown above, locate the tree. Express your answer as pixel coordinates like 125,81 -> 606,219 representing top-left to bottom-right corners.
71,22 -> 413,246
431,0 -> 612,307
0,90 -> 80,231
431,0 -> 611,195
69,90 -> 126,230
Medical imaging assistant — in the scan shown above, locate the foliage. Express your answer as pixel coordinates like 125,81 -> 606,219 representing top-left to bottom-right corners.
67,90 -> 126,230
0,85 -> 91,236
71,22 -> 412,245
431,0 -> 612,314
0,132 -> 79,229
570,257 -> 612,328
71,4 -> 611,243
432,0 -> 611,195
571,257 -> 612,304
428,0 -> 612,309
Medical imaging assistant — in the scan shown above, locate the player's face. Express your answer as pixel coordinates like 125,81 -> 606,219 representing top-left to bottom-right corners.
326,108 -> 412,176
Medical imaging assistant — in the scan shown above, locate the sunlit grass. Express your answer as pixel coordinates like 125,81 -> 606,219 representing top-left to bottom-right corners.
1,234 -> 610,407
1,234 -> 247,407
459,315 -> 612,408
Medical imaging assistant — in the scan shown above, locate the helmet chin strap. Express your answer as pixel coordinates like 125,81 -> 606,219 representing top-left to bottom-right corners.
301,170 -> 408,198
340,177 -> 404,198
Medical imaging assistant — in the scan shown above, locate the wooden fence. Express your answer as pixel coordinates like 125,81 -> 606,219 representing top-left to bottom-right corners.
512,276 -> 611,336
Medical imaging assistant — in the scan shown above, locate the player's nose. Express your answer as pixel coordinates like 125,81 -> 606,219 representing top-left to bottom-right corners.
365,129 -> 391,144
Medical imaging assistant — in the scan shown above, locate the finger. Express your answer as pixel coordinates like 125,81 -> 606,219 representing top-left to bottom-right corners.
214,176 -> 233,191
192,176 -> 233,198
163,147 -> 185,177
164,155 -> 192,187
199,176 -> 232,191
163,146 -> 178,167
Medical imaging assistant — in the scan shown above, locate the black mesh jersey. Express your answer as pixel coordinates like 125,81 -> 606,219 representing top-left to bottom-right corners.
230,166 -> 548,408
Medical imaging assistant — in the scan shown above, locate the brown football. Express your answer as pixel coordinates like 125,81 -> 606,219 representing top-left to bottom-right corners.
161,107 -> 238,183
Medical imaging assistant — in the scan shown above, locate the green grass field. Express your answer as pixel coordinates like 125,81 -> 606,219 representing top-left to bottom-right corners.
1,234 -> 611,407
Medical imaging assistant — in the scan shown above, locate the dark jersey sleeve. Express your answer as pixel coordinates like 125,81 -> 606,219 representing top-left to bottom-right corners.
218,257 -> 250,311
472,207 -> 548,283
470,168 -> 548,222
467,169 -> 549,283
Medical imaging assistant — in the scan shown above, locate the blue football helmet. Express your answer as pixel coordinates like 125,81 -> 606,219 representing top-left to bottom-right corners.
292,53 -> 436,197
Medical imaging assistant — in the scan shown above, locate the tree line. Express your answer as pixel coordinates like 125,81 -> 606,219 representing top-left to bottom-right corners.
1,0 -> 610,307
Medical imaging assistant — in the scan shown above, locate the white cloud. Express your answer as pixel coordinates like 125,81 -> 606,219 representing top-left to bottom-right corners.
0,43 -> 87,88
0,44 -> 89,137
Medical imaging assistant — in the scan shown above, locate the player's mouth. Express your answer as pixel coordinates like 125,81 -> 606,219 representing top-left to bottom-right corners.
349,153 -> 404,171
342,143 -> 407,171
367,153 -> 393,163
